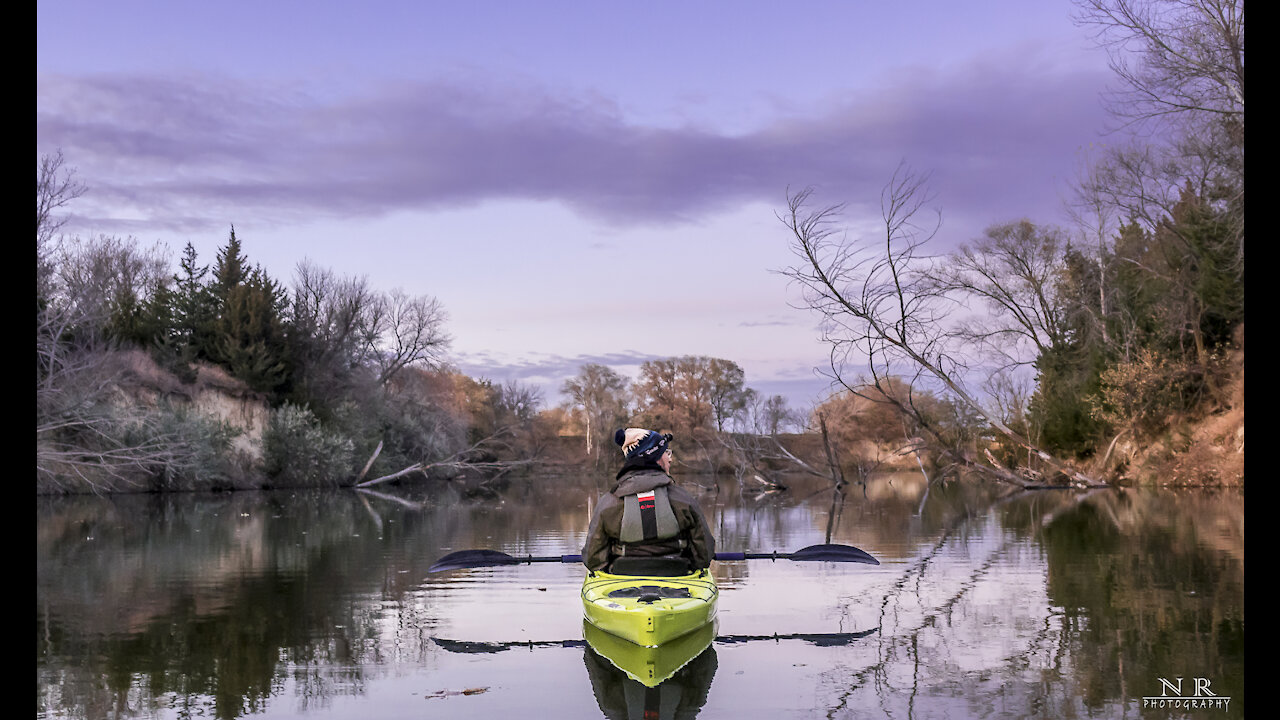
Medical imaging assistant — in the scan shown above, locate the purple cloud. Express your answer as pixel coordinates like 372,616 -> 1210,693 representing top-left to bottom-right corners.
37,54 -> 1111,241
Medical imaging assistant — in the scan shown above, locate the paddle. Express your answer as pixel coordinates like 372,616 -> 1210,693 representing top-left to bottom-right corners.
714,543 -> 879,565
428,550 -> 584,573
428,543 -> 878,573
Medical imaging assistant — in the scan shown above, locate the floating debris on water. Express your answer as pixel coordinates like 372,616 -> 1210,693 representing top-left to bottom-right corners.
425,687 -> 489,699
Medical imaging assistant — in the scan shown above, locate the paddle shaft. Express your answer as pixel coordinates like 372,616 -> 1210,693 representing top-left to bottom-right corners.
429,542 -> 877,572
509,554 -> 581,564
715,551 -> 790,561
461,552 -> 827,562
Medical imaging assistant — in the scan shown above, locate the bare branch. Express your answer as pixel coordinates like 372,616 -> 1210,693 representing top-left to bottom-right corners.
374,289 -> 450,385
1072,0 -> 1244,130
355,425 -> 529,488
37,150 -> 87,247
781,169 -> 1102,487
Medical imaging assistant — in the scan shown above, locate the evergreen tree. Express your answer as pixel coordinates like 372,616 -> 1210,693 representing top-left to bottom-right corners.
1026,243 -> 1113,457
212,226 -> 248,297
1151,185 -> 1243,361
105,280 -> 175,350
171,242 -> 219,366
1028,344 -> 1108,456
216,265 -> 290,394
199,228 -> 292,396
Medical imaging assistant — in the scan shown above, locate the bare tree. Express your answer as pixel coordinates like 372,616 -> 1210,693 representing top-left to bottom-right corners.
780,166 -> 1103,487
36,151 -> 86,249
36,156 -> 204,490
288,260 -> 387,402
357,378 -> 547,488
372,289 -> 450,385
290,261 -> 382,366
562,363 -> 631,460
715,397 -> 855,495
632,356 -> 751,435
704,358 -> 751,432
738,391 -> 801,436
932,220 -> 1071,371
1072,0 -> 1244,130
355,425 -> 537,488
1064,148 -> 1124,349
290,264 -> 451,392
633,357 -> 711,433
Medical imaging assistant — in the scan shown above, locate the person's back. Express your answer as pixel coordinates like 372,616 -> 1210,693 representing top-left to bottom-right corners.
582,428 -> 715,575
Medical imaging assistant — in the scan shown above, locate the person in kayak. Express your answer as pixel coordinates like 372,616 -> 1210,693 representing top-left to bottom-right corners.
582,428 -> 716,575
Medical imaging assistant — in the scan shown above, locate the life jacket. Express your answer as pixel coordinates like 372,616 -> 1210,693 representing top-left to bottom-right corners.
619,485 -> 680,544
612,485 -> 687,560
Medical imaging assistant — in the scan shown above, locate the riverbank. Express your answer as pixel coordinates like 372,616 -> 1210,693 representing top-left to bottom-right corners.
37,334 -> 1244,495
1099,328 -> 1244,487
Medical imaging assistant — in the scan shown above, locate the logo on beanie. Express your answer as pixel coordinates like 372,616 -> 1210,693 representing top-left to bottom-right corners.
614,428 -> 671,460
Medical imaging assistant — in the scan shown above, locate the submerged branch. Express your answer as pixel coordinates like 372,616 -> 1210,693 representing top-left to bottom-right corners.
354,486 -> 426,510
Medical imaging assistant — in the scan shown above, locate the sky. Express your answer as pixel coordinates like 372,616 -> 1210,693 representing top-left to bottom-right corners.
36,1 -> 1119,414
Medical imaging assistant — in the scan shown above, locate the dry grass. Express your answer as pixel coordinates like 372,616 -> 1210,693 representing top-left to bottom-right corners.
114,348 -> 262,401
1113,326 -> 1244,486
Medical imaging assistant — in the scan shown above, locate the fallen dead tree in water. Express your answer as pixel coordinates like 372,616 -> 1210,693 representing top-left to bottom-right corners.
355,427 -> 541,489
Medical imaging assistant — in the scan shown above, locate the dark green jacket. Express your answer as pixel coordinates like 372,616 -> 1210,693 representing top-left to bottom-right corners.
582,468 -> 716,572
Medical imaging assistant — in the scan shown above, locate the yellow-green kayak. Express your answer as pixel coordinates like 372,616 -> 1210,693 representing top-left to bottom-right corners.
581,569 -> 718,648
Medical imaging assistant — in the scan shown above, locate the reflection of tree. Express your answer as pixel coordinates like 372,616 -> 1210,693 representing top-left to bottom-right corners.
1038,490 -> 1244,711
816,488 -> 1243,718
37,494 -> 378,718
37,479 -> 1244,718
107,581 -> 344,719
36,479 -> 610,719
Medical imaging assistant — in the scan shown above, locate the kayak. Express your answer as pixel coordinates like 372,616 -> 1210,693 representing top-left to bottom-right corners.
581,568 -> 718,648
583,616 -> 717,687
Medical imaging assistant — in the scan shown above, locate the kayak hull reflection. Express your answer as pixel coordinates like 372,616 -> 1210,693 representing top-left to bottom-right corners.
581,569 -> 718,648
583,617 -> 717,687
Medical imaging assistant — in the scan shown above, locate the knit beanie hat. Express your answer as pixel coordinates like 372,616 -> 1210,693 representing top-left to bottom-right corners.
614,428 -> 672,462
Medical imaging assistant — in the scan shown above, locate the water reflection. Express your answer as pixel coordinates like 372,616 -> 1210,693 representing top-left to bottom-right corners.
428,621 -> 880,719
584,622 -> 718,720
584,619 -> 717,689
36,475 -> 1244,719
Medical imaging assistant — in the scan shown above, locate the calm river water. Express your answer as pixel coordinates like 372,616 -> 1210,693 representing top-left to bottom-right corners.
36,472 -> 1244,719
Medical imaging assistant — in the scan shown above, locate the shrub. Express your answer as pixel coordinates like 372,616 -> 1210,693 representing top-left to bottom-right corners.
262,403 -> 355,487
1089,349 -> 1207,439
56,402 -> 244,493
156,403 -> 240,491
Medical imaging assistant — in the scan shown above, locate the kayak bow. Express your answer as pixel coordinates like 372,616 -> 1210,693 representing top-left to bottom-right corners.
581,569 -> 718,648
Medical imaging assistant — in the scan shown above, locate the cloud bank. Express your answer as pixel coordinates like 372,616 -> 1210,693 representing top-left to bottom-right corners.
37,54 -> 1111,240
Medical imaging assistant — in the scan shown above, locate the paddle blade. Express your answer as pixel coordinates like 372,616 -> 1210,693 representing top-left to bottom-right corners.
428,549 -> 520,573
789,544 -> 879,565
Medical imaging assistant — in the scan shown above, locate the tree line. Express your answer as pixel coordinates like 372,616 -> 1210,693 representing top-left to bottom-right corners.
36,168 -> 550,493
556,357 -> 801,467
780,0 -> 1243,486
35,170 -> 804,493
